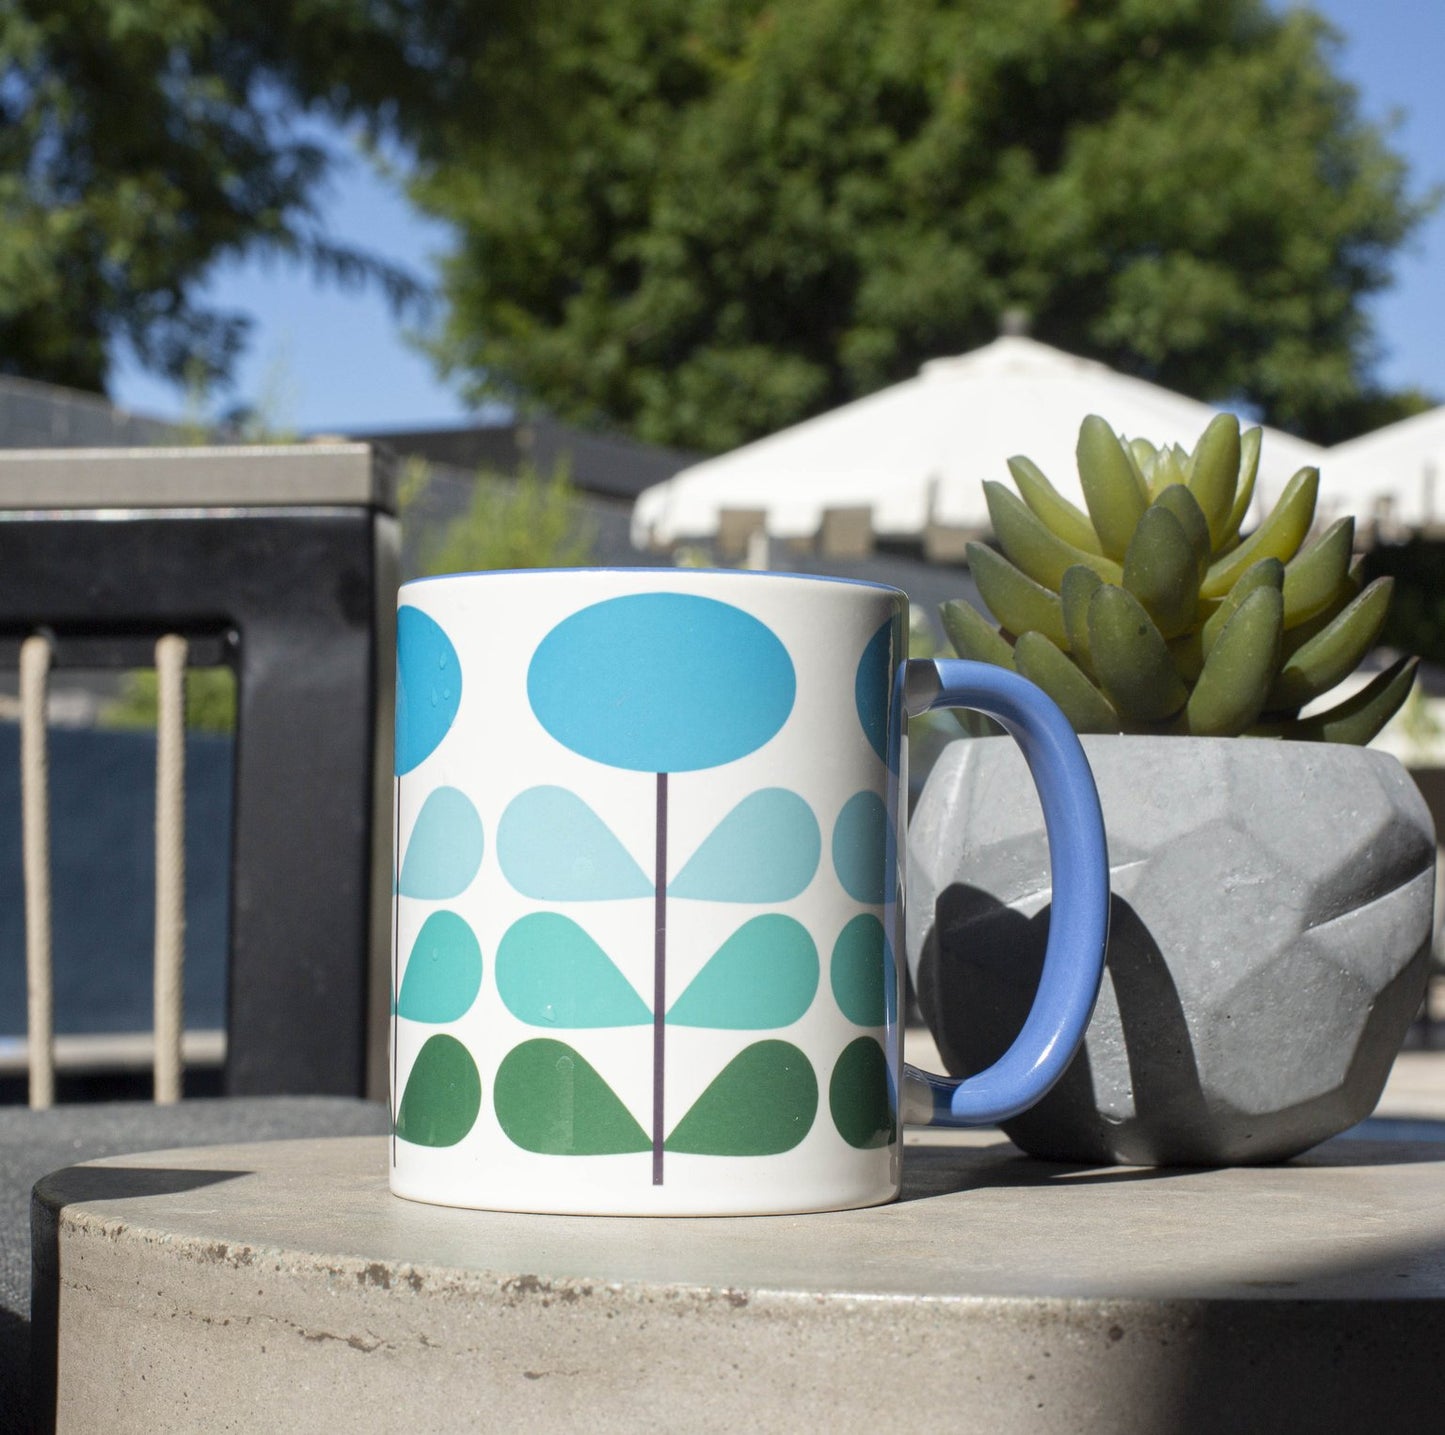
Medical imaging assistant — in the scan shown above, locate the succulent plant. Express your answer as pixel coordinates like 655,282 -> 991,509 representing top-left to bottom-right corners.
945,413 -> 1417,742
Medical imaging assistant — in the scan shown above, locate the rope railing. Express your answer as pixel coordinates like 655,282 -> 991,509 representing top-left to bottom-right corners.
153,634 -> 188,1104
20,634 -> 54,1110
18,632 -> 189,1107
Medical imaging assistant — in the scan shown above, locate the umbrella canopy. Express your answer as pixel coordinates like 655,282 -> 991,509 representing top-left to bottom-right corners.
631,336 -> 1326,548
1321,405 -> 1445,535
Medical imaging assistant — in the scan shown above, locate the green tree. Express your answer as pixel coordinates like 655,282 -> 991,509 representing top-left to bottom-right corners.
0,0 -> 531,394
414,0 -> 1433,451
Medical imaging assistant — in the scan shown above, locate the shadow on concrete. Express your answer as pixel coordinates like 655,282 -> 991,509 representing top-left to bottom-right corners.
897,1127 -> 1445,1209
29,1164 -> 246,1435
0,1304 -> 30,1435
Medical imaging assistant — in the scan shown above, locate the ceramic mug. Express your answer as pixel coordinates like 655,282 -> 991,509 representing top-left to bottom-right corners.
389,568 -> 1108,1215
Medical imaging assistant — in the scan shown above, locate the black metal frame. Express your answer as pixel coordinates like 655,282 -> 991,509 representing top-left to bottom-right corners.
0,505 -> 396,1096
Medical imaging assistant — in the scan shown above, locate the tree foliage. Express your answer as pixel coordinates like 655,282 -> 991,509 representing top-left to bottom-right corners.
0,0 -> 528,393
414,0 -> 1433,451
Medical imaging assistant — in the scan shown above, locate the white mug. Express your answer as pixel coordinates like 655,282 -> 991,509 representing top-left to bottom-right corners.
390,568 -> 1108,1215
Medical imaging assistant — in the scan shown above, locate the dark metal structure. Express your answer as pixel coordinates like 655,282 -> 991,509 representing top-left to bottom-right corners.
0,445 -> 397,1098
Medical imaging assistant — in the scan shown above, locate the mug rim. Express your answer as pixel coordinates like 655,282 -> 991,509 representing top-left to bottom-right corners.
399,566 -> 906,600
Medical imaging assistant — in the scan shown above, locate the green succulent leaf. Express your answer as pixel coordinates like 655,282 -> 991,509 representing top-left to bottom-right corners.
1061,565 -> 1103,677
1200,557 -> 1284,658
1222,427 -> 1263,550
1186,413 -> 1241,549
1076,415 -> 1150,561
1281,518 -> 1355,628
1267,577 -> 1394,710
1006,455 -> 1104,556
940,599 -> 1016,670
1169,631 -> 1204,684
1281,559 -> 1366,656
1151,485 -> 1212,578
1013,632 -> 1120,734
1257,657 -> 1418,745
1147,446 -> 1189,497
1201,466 -> 1319,598
1124,441 -> 1152,493
1186,587 -> 1283,736
1128,437 -> 1158,483
962,414 -> 1408,746
1087,582 -> 1189,722
966,542 -> 1069,648
1122,504 -> 1200,639
984,481 -> 1122,589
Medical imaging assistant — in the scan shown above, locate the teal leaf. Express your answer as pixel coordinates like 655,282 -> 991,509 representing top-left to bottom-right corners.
497,786 -> 651,900
494,1039 -> 650,1155
667,916 -> 817,1029
497,913 -> 651,1028
669,788 -> 820,902
855,619 -> 895,763
829,1037 -> 896,1149
395,606 -> 461,776
399,787 -> 484,899
831,790 -> 888,904
665,1041 -> 818,1155
830,914 -> 890,1027
527,593 -> 795,772
395,911 -> 482,1023
395,1035 -> 482,1148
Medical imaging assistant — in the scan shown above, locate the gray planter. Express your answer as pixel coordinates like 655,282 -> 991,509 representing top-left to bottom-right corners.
906,736 -> 1437,1165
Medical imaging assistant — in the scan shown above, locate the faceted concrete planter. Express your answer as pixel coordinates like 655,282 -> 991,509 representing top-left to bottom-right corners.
906,736 -> 1437,1166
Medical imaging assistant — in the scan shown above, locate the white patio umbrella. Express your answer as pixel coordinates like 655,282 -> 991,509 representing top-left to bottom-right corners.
631,336 -> 1326,548
1322,405 -> 1445,535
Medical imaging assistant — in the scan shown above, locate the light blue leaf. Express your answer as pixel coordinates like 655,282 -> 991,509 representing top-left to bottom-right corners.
498,787 -> 652,900
669,789 -> 820,902
667,916 -> 818,1029
398,787 -> 484,899
496,914 -> 651,1028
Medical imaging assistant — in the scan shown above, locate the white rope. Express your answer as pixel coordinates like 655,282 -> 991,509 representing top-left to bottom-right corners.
153,635 -> 188,1104
20,635 -> 54,1110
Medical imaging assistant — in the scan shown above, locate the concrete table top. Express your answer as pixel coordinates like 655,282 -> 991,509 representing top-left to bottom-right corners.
32,1125 -> 1445,1434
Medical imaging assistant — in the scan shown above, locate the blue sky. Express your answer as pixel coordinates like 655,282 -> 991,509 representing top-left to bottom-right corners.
108,2 -> 1445,435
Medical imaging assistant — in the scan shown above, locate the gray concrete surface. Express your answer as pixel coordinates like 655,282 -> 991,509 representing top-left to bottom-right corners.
0,1097 -> 388,1434
33,1116 -> 1445,1434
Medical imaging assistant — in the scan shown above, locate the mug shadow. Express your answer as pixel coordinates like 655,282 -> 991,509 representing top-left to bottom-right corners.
895,1124 -> 1445,1205
916,885 -> 1213,1165
914,884 -> 1430,1169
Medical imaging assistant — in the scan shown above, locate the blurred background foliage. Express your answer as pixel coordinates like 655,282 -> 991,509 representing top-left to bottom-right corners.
402,458 -> 596,576
1,1 -> 1434,452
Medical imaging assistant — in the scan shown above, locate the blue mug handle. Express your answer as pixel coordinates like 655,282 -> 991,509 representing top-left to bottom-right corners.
898,658 -> 1110,1127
